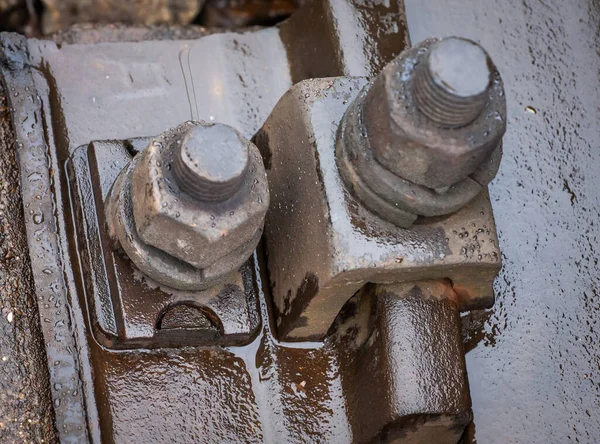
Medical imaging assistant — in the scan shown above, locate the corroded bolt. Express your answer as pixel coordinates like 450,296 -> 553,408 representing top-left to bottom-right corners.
413,37 -> 491,128
335,37 -> 506,227
173,123 -> 250,202
106,121 -> 269,291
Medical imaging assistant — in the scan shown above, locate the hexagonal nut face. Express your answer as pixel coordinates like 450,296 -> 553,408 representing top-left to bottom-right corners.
130,122 -> 270,271
363,39 -> 507,190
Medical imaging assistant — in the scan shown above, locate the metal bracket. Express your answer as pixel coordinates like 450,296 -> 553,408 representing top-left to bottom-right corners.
68,139 -> 260,349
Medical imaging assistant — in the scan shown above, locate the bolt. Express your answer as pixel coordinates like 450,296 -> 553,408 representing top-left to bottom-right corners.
173,123 -> 250,202
413,37 -> 491,128
107,122 -> 269,290
335,37 -> 506,226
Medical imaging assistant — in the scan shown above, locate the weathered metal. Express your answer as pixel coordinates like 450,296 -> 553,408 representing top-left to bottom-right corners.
0,33 -> 89,441
0,0 -> 597,442
105,121 -> 269,290
69,137 -> 261,348
336,38 -> 506,227
0,78 -> 56,444
0,6 -> 413,439
330,280 -> 470,443
405,1 -> 600,442
278,0 -> 408,82
0,1 -> 516,443
171,123 -> 250,202
256,73 -> 502,341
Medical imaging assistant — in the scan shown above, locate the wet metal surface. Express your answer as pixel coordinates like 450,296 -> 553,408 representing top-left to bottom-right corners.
331,281 -> 471,443
257,77 -> 501,340
73,250 -> 354,442
335,38 -> 505,226
0,73 -> 56,443
405,0 -> 600,442
0,34 -> 88,443
69,139 -> 261,348
3,0 -> 598,440
125,123 -> 269,287
27,29 -> 291,150
1,4 -> 416,441
279,0 -> 408,82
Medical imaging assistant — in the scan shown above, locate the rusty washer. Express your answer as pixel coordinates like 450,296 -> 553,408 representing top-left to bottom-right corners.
105,121 -> 270,291
336,37 -> 506,228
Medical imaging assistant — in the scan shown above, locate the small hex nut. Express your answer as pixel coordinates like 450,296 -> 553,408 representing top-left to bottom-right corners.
362,39 -> 506,190
131,121 -> 269,272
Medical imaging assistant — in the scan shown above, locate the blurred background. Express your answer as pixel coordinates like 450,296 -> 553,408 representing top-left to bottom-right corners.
0,0 -> 306,36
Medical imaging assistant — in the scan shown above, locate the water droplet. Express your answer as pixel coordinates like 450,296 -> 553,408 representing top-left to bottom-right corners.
27,172 -> 42,182
33,212 -> 44,224
525,106 -> 537,114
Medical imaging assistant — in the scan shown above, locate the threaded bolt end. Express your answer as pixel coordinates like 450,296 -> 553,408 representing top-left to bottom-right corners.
173,123 -> 249,202
413,37 -> 491,128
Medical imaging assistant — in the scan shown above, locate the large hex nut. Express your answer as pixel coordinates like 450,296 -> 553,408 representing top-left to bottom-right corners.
106,156 -> 220,290
130,121 -> 269,275
362,38 -> 506,190
337,87 -> 503,225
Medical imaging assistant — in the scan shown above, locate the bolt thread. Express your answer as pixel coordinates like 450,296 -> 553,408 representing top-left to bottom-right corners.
413,46 -> 489,128
173,139 -> 247,202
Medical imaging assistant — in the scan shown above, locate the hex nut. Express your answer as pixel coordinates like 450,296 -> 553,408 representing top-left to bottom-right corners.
102,121 -> 269,291
131,122 -> 269,273
106,157 -> 220,291
361,38 -> 506,190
